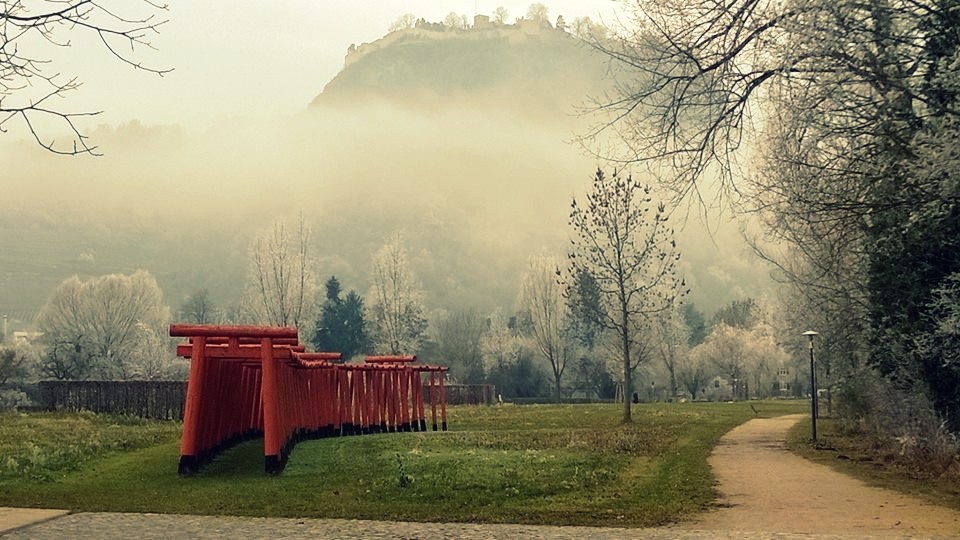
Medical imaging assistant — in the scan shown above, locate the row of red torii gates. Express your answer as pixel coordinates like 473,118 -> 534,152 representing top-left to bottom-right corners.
170,324 -> 449,475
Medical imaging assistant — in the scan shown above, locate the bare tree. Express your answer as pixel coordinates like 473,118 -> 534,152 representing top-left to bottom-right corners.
525,3 -> 549,24
36,270 -> 169,379
178,288 -> 219,324
368,233 -> 427,355
242,213 -> 316,333
493,6 -> 509,25
569,169 -> 685,422
1,1 -> 170,155
652,304 -> 689,399
443,12 -> 467,30
389,13 -> 416,32
677,354 -> 709,401
567,168 -> 685,422
519,253 -> 573,402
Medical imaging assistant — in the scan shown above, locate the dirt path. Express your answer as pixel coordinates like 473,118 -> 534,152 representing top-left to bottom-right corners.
677,414 -> 960,537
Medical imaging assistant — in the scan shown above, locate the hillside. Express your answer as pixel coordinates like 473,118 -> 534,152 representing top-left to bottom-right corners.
0,16 -> 774,336
312,19 -> 612,113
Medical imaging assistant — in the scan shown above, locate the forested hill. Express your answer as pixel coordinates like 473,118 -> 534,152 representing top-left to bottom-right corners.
310,20 -> 612,113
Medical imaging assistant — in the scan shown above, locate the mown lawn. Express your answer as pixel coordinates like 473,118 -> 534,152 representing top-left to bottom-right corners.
0,401 -> 806,527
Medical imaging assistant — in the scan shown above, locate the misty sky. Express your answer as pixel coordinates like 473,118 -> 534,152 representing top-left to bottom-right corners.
50,1 -> 620,130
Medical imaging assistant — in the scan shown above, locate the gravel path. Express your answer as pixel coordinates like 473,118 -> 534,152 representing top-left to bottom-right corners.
5,414 -> 959,539
676,414 -> 960,538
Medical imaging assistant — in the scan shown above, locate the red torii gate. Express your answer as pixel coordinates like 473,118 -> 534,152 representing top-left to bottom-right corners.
170,323 -> 448,475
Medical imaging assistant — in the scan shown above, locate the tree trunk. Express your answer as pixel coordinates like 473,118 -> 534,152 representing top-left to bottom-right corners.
621,300 -> 632,423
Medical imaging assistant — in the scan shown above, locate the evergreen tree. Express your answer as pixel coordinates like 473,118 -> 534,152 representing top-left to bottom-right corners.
312,276 -> 370,359
682,303 -> 707,347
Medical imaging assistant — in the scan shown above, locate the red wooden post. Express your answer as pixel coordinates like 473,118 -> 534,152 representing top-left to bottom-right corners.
260,337 -> 283,474
439,368 -> 448,431
178,336 -> 207,475
429,370 -> 438,431
399,366 -> 411,432
413,368 -> 426,432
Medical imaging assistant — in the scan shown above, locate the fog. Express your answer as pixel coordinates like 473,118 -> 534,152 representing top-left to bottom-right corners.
0,92 -> 772,326
0,6 -> 775,328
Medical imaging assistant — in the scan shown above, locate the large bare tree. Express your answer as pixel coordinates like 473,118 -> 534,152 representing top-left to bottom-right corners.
242,213 -> 316,333
567,168 -> 685,422
1,0 -> 170,155
519,253 -> 573,402
368,233 -> 427,355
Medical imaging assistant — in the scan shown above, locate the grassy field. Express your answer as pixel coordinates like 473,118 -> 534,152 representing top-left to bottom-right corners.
0,401 -> 807,527
786,417 -> 960,509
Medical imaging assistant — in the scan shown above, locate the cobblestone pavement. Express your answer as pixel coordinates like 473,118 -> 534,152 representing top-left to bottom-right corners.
0,512 -> 901,540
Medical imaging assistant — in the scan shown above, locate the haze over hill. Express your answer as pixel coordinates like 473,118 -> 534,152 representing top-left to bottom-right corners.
0,13 -> 773,333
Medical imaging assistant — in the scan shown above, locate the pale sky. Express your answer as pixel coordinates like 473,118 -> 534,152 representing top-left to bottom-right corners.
54,1 -> 622,130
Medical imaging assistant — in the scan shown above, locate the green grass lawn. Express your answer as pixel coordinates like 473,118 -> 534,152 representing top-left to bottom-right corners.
0,401 -> 806,527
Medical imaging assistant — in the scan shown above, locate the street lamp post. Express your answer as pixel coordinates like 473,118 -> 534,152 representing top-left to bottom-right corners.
803,331 -> 819,441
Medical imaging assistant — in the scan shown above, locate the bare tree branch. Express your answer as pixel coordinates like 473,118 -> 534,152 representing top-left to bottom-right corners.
0,0 -> 170,154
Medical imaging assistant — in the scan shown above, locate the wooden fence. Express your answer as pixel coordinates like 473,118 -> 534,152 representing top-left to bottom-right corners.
38,380 -> 494,419
443,383 -> 496,406
39,380 -> 187,420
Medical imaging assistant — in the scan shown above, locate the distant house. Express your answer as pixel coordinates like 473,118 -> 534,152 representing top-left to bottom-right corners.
474,14 -> 491,29
13,331 -> 42,345
776,366 -> 790,395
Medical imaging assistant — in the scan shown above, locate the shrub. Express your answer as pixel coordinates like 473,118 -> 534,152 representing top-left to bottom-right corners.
834,366 -> 960,479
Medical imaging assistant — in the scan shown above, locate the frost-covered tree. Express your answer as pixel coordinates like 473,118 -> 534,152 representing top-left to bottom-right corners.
567,168 -> 685,422
241,213 -> 317,334
653,305 -> 690,398
519,253 -> 574,402
481,309 -> 520,372
692,321 -> 787,400
368,234 -> 427,355
0,346 -> 31,387
36,270 -> 169,380
692,323 -> 750,400
127,322 -> 182,380
434,309 -> 485,384
0,343 -> 36,410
